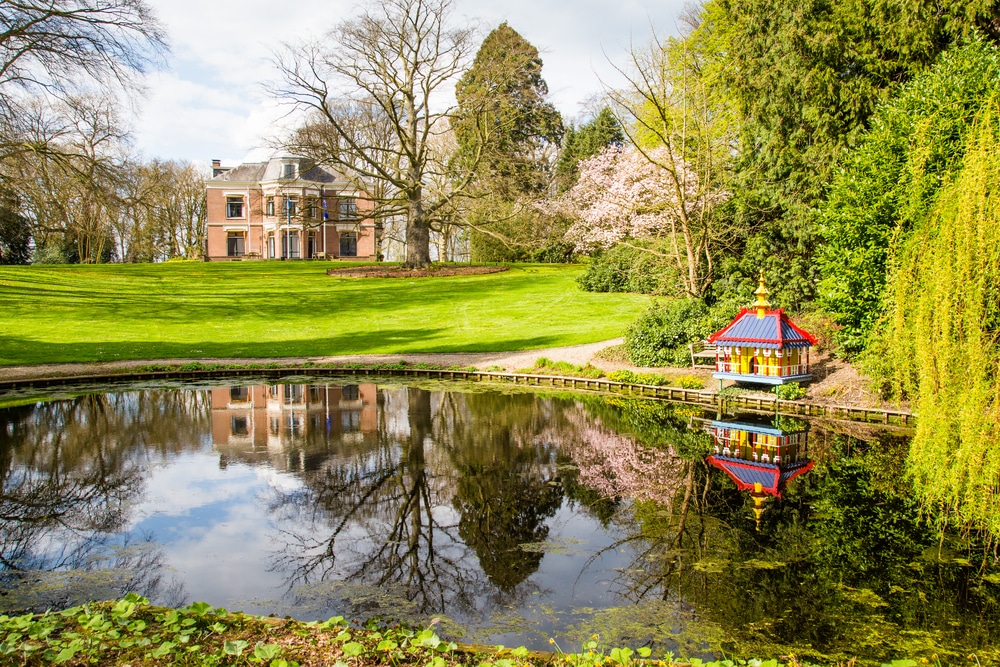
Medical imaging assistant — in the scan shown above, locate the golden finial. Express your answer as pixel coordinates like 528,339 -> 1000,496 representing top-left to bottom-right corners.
754,271 -> 771,319
751,482 -> 767,531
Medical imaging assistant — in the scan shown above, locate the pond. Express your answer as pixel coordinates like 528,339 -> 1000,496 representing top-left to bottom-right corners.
0,378 -> 997,665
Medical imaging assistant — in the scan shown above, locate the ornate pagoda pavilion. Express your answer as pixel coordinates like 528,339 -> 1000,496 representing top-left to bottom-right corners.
707,274 -> 818,387
706,416 -> 814,530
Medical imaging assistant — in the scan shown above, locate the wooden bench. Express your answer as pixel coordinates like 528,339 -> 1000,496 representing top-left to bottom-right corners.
688,340 -> 717,367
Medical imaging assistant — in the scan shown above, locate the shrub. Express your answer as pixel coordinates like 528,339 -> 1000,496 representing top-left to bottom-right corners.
576,242 -> 679,295
773,382 -> 807,400
674,375 -> 705,389
623,298 -> 737,367
607,369 -> 668,386
518,357 -> 605,379
531,241 -> 576,263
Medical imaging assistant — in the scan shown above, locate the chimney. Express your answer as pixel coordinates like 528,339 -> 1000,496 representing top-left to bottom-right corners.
211,159 -> 230,178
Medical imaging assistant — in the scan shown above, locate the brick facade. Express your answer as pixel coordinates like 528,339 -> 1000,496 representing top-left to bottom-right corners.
205,156 -> 379,261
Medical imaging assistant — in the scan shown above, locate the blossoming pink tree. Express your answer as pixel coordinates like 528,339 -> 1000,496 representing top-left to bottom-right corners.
560,143 -> 727,298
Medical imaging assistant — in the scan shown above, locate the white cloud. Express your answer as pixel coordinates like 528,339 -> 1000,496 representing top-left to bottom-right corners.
137,0 -> 688,162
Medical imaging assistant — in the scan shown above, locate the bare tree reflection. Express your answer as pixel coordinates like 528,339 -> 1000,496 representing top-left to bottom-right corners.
268,387 -> 487,616
0,390 -> 207,611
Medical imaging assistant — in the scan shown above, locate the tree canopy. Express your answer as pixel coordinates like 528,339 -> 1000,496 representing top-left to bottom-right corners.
819,37 -> 1000,353
454,22 -> 563,199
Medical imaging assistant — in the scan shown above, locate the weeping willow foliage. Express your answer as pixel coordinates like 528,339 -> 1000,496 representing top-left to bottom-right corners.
877,103 -> 1000,536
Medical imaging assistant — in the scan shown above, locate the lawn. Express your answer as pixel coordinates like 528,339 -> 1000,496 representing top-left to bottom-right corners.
0,262 -> 651,366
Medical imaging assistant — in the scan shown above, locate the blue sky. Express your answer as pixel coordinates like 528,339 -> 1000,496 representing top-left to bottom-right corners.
136,0 -> 688,167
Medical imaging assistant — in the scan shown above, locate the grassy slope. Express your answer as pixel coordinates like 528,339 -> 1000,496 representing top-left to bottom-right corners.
0,263 -> 650,366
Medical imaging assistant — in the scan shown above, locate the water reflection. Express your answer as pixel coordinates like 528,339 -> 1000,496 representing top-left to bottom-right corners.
706,416 -> 814,529
0,381 -> 997,664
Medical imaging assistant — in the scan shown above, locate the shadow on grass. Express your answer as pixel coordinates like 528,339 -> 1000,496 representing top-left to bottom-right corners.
0,330 -> 566,366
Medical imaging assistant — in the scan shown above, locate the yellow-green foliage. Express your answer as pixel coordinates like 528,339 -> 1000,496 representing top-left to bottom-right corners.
875,103 -> 1000,535
519,357 -> 605,379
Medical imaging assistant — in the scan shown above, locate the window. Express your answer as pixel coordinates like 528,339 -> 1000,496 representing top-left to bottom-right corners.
266,197 -> 275,217
231,416 -> 249,437
338,199 -> 357,220
267,235 -> 275,259
342,385 -> 359,401
342,411 -> 361,432
226,196 -> 244,218
282,163 -> 296,179
226,232 -> 245,257
284,384 -> 303,403
230,386 -> 249,402
305,198 -> 317,219
288,231 -> 300,259
282,196 -> 298,217
339,232 -> 357,257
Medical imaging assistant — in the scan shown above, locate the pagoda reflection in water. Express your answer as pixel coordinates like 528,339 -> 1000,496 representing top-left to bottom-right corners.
706,416 -> 814,529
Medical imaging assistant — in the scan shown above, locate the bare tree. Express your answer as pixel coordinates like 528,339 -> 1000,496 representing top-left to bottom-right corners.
0,1 -> 166,95
603,27 -> 737,298
272,0 -> 487,268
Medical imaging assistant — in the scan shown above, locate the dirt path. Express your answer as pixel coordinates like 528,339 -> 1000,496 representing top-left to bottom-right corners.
0,339 -> 634,383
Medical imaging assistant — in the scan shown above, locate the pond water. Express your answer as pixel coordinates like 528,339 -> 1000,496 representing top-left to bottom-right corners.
0,378 -> 997,664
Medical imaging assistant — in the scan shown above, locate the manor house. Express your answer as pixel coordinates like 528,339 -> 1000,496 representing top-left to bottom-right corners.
205,156 -> 379,261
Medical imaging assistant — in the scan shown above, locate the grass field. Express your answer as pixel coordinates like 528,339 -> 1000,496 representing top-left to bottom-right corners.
0,262 -> 651,366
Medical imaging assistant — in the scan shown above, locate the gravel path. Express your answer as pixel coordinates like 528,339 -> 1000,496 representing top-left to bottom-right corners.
0,338 -> 679,382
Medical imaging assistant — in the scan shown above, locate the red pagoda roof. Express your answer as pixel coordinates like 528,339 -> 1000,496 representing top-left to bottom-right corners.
707,308 -> 818,350
706,455 -> 815,497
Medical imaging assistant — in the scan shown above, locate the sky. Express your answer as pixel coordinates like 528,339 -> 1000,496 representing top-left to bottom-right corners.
135,0 -> 689,167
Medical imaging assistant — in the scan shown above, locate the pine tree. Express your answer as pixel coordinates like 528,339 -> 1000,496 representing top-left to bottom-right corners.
454,23 -> 563,199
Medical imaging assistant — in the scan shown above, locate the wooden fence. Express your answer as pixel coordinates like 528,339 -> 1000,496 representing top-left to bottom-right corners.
0,366 -> 914,427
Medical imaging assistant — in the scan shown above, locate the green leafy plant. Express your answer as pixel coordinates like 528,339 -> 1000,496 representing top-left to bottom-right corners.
773,382 -> 807,400
674,375 -> 704,389
518,357 -> 605,379
607,370 -> 667,386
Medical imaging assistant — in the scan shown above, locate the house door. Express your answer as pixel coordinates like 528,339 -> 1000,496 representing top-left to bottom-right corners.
307,233 -> 316,259
339,232 -> 357,257
267,235 -> 275,259
288,232 -> 300,259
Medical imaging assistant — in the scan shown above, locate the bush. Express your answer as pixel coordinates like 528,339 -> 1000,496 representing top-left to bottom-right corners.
518,357 -> 604,378
531,241 -> 576,263
773,382 -> 807,400
675,375 -> 705,389
576,242 -> 679,295
607,369 -> 668,386
623,298 -> 738,367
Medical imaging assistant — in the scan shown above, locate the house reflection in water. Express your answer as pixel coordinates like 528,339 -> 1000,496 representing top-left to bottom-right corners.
210,383 -> 378,470
706,416 -> 814,530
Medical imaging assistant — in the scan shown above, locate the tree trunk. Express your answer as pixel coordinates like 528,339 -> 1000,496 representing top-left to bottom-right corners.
404,189 -> 431,268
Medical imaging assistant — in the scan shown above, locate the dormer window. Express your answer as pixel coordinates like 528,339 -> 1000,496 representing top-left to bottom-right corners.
282,163 -> 296,179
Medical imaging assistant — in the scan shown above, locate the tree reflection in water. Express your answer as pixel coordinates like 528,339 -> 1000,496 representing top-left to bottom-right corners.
1,382 -> 998,663
267,387 -> 487,618
0,391 -> 203,611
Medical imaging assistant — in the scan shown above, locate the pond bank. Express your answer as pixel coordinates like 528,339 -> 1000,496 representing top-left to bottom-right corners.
0,359 -> 914,427
0,595 -> 801,667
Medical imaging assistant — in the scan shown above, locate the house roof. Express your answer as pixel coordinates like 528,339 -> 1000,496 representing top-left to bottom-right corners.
706,455 -> 815,498
707,308 -> 818,349
710,418 -> 808,437
210,157 -> 349,185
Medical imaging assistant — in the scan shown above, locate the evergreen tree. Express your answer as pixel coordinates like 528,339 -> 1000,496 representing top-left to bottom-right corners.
454,22 -> 563,199
695,0 -> 1000,308
819,38 -> 1000,354
555,107 -> 624,192
0,189 -> 31,265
